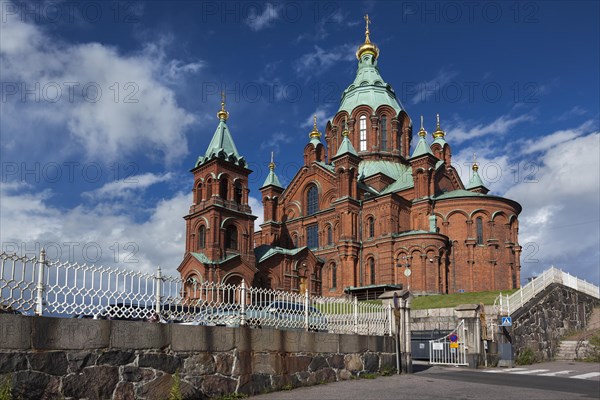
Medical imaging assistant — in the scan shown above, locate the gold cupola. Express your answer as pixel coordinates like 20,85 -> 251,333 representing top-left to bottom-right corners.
217,92 -> 229,121
309,114 -> 321,139
356,14 -> 380,60
432,113 -> 445,139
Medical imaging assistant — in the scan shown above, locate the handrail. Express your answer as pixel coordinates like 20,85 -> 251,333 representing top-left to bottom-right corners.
496,266 -> 599,315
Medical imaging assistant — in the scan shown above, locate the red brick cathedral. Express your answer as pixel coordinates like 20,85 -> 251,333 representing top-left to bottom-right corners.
178,19 -> 522,297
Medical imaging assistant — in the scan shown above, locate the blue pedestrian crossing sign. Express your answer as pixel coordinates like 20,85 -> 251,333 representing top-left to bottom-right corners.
500,316 -> 512,326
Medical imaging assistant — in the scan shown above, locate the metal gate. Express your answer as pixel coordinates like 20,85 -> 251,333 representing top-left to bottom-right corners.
429,319 -> 468,366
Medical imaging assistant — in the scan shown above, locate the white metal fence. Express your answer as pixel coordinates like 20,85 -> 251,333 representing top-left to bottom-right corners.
496,266 -> 600,315
0,250 -> 392,336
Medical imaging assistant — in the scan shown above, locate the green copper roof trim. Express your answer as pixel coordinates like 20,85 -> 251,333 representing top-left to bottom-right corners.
466,170 -> 487,190
434,189 -> 487,200
316,161 -> 335,172
391,230 -> 436,238
190,252 -> 239,265
410,137 -> 433,158
335,136 -> 359,157
261,169 -> 283,189
432,136 -> 448,147
357,160 -> 414,195
196,119 -> 245,168
254,245 -> 307,263
338,53 -> 404,115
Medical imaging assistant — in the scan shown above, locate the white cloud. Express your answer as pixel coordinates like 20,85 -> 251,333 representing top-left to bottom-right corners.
0,182 -> 189,276
448,114 -> 534,144
82,173 -> 173,200
519,120 -> 595,154
301,108 -> 334,129
294,44 -> 355,76
0,4 -> 196,164
248,196 -> 264,233
410,68 -> 459,105
245,2 -> 281,31
467,131 -> 600,285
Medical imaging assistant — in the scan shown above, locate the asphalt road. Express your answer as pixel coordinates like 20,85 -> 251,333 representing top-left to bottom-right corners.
252,362 -> 600,400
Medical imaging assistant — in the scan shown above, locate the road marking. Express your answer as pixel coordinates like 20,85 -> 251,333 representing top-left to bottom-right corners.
538,370 -> 573,376
509,369 -> 550,374
483,368 -> 528,373
571,372 -> 600,380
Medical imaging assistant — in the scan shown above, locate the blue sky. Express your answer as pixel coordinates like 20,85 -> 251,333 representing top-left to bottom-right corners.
1,0 -> 599,286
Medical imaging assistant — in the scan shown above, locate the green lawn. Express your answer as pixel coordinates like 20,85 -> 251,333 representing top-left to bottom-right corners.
411,289 -> 518,310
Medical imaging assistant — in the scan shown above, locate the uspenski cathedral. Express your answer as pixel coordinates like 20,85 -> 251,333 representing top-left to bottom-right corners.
178,17 -> 522,299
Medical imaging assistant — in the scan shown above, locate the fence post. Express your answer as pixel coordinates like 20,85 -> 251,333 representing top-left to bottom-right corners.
35,248 -> 46,316
240,280 -> 247,326
353,296 -> 358,334
387,304 -> 393,336
304,290 -> 309,332
154,266 -> 162,314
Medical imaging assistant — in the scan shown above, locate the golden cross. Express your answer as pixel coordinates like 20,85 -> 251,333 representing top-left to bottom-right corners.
365,14 -> 371,32
221,91 -> 225,105
313,114 -> 317,128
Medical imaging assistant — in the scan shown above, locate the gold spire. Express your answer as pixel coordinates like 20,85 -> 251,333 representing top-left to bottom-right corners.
472,152 -> 479,172
432,113 -> 445,139
418,115 -> 427,138
309,114 -> 321,139
217,91 -> 229,121
356,14 -> 380,60
269,151 -> 276,170
342,117 -> 350,137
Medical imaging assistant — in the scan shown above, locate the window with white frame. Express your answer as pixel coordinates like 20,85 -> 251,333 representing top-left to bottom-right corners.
359,115 -> 367,151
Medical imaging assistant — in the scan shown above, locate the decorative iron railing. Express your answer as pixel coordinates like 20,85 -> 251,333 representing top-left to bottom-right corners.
0,250 -> 392,336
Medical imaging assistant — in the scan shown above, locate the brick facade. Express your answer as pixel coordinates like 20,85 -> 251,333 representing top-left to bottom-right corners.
178,26 -> 522,296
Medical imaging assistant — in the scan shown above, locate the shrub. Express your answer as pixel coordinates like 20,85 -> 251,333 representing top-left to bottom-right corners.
515,347 -> 537,365
168,371 -> 183,400
584,333 -> 600,362
0,376 -> 12,400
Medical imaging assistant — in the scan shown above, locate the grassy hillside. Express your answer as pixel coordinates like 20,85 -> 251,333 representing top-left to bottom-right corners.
411,289 -> 519,310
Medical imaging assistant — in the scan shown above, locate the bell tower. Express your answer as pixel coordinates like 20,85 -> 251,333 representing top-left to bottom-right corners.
178,94 -> 257,285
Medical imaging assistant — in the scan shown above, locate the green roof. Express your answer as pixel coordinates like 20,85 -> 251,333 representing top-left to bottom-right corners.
411,136 -> 433,158
338,53 -> 403,115
391,230 -> 433,238
335,136 -> 358,157
195,119 -> 245,167
254,245 -> 306,263
190,252 -> 239,264
434,189 -> 487,200
432,137 -> 448,147
358,160 -> 414,194
466,170 -> 487,190
261,168 -> 283,189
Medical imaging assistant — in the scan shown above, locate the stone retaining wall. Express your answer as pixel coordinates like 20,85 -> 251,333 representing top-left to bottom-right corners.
0,314 -> 394,399
512,283 -> 600,361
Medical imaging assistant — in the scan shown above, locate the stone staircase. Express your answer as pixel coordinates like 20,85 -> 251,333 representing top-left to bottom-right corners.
555,340 -> 584,360
556,307 -> 600,360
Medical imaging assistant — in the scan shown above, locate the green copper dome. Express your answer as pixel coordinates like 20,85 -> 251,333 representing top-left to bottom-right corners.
338,52 -> 404,115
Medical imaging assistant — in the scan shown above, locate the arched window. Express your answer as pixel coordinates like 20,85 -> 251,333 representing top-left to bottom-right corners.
225,225 -> 238,250
293,234 -> 299,248
196,183 -> 203,203
359,115 -> 367,151
331,263 -> 337,289
367,217 -> 375,238
220,177 -> 229,200
476,217 -> 484,245
380,116 -> 387,151
307,224 -> 318,249
327,225 -> 333,246
307,185 -> 319,215
234,181 -> 243,204
369,258 -> 376,284
198,225 -> 206,249
206,178 -> 213,197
